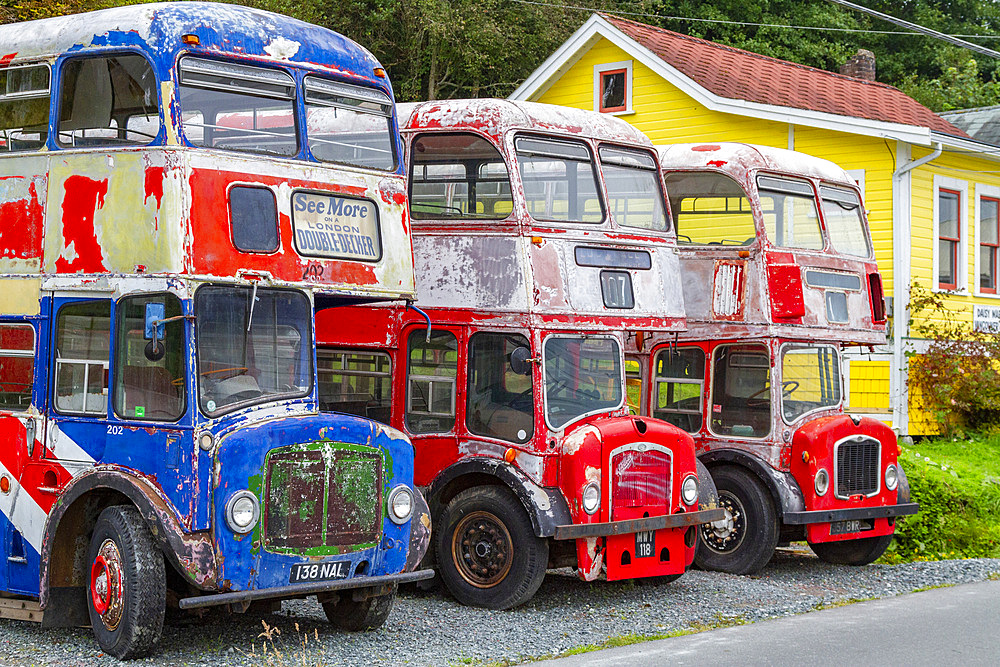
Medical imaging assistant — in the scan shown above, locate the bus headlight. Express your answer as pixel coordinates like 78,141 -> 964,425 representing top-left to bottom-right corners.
582,483 -> 600,515
885,464 -> 898,491
387,485 -> 414,524
815,468 -> 830,497
225,491 -> 260,534
681,474 -> 699,506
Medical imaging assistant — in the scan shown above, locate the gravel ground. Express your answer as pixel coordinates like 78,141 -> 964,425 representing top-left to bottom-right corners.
2,550 -> 998,667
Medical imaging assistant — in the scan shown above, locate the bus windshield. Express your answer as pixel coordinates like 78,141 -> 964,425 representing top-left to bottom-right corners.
543,336 -> 623,430
780,345 -> 841,422
599,146 -> 668,232
196,286 -> 312,415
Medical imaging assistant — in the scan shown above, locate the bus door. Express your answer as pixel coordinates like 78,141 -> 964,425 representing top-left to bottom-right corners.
402,326 -> 462,484
0,319 -> 45,594
108,293 -> 194,523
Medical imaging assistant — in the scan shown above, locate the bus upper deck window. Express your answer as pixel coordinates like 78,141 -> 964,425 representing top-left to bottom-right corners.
758,175 -> 824,251
0,64 -> 50,152
515,136 -> 604,224
305,77 -> 396,171
179,57 -> 296,157
666,171 -> 756,246
409,132 -> 512,220
599,146 -> 669,232
820,185 -> 871,258
57,54 -> 159,148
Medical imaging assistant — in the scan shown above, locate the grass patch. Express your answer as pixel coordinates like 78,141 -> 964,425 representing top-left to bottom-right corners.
882,435 -> 1000,562
812,595 -> 876,611
528,613 -> 747,662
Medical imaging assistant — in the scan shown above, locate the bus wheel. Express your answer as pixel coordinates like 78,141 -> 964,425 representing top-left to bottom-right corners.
810,534 -> 894,566
323,586 -> 397,631
436,486 -> 548,609
694,465 -> 779,575
86,505 -> 165,659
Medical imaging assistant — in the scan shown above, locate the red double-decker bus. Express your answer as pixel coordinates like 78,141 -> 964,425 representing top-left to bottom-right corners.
317,99 -> 722,609
632,142 -> 917,574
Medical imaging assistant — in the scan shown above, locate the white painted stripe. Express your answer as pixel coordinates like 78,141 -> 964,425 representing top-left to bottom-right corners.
0,458 -> 47,554
49,424 -> 96,464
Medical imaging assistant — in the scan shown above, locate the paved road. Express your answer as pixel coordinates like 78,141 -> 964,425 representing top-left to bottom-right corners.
537,579 -> 1000,666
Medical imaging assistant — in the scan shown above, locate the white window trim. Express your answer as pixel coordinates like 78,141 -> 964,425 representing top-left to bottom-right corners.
932,174 -> 969,294
974,183 -> 1000,298
593,60 -> 633,116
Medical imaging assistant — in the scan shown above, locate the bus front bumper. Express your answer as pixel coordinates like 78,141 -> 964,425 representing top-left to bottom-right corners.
178,569 -> 434,610
552,508 -> 726,540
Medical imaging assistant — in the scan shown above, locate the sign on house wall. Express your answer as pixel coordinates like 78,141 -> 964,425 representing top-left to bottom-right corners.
973,304 -> 1000,332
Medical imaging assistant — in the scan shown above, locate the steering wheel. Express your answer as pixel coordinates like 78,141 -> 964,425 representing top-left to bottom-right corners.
200,367 -> 248,381
781,380 -> 800,397
746,385 -> 770,401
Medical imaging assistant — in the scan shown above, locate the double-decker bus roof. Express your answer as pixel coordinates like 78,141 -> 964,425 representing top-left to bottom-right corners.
0,1 -> 388,89
658,142 -> 853,186
400,99 -> 653,147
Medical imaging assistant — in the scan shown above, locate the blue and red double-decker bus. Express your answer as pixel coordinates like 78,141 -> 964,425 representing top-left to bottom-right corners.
0,2 -> 429,657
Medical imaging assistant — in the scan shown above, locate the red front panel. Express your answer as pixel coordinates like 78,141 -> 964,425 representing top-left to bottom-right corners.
791,414 -> 899,543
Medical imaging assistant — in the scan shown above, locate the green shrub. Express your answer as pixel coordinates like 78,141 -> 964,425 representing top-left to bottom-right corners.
886,436 -> 1000,561
907,283 -> 1000,435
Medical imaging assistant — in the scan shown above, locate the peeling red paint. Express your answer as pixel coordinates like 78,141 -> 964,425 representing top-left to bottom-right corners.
55,175 -> 109,273
707,160 -> 727,167
0,53 -> 16,67
144,166 -> 165,208
0,179 -> 43,259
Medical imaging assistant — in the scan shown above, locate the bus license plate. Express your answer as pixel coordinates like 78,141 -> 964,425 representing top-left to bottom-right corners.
290,560 -> 351,584
830,519 -> 873,536
635,530 -> 655,558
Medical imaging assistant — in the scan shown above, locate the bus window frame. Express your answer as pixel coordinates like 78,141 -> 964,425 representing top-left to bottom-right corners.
0,61 -> 52,153
0,321 -> 36,412
665,169 -> 758,247
54,50 -> 162,150
756,173 -> 826,253
512,132 -> 607,227
317,347 -> 393,422
176,54 -> 299,158
408,130 -> 515,223
303,74 -> 398,172
597,142 -> 671,234
707,342 -> 772,440
51,300 -> 112,418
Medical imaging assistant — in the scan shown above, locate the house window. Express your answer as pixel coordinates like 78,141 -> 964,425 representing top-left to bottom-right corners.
593,61 -> 632,115
938,188 -> 961,290
600,69 -> 626,112
980,195 -> 999,293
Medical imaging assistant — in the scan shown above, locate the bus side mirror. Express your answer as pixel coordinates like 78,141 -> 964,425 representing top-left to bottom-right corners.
144,302 -> 166,362
509,346 -> 534,376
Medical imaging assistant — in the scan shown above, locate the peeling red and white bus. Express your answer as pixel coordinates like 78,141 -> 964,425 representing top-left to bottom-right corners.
317,99 -> 722,609
0,2 -> 430,657
631,143 -> 917,574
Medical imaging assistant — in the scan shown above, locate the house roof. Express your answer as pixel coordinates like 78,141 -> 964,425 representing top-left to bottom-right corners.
601,14 -> 968,139
940,105 -> 1000,146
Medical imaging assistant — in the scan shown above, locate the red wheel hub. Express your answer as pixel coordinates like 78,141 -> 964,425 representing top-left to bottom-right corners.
89,540 -> 125,630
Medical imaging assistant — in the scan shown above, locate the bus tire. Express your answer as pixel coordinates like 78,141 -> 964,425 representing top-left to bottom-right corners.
810,534 -> 894,566
323,588 -> 396,631
436,486 -> 548,609
695,465 -> 779,575
86,505 -> 165,659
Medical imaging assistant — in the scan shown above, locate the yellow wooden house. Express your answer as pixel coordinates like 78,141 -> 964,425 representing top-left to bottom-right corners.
510,13 -> 1000,435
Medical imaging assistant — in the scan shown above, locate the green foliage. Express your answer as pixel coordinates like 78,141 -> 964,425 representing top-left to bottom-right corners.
888,436 -> 1000,560
906,283 -> 1000,435
899,50 -> 1000,111
7,0 -> 1000,109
